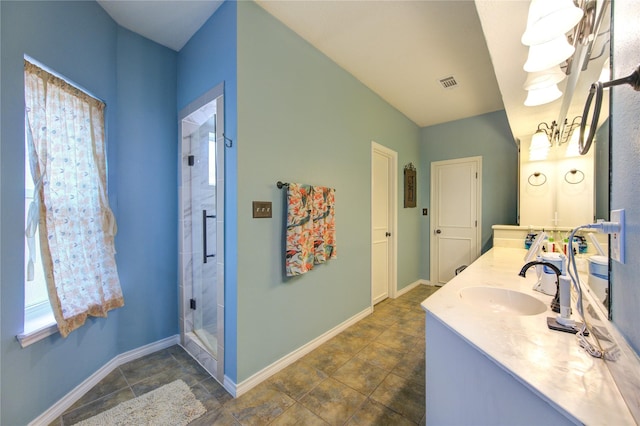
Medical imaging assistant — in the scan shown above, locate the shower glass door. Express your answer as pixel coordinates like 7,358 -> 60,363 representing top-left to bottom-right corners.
184,102 -> 218,358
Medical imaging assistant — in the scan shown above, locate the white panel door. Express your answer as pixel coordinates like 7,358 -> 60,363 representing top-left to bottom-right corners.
372,143 -> 397,304
431,157 -> 481,285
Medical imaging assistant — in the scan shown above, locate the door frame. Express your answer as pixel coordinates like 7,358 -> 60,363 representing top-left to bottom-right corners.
371,141 -> 398,304
429,156 -> 482,285
178,83 -> 225,386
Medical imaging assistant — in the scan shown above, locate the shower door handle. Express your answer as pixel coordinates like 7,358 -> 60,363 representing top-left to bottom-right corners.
203,209 -> 216,263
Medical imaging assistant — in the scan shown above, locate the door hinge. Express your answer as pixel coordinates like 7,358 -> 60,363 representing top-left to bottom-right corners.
475,172 -> 478,178
190,299 -> 196,310
475,220 -> 478,227
188,155 -> 195,166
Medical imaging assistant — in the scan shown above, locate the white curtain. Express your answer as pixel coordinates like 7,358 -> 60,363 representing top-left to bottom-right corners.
24,60 -> 124,337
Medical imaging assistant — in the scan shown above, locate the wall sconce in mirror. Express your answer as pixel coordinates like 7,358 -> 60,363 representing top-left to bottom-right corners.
404,163 -> 416,208
529,129 -> 551,161
579,65 -> 640,155
529,116 -> 582,160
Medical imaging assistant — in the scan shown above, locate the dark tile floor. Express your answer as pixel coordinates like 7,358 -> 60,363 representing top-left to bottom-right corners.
54,284 -> 439,425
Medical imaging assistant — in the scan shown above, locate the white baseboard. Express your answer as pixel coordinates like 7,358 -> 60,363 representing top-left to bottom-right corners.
233,306 -> 373,397
29,334 -> 180,426
395,279 -> 436,297
395,280 -> 421,297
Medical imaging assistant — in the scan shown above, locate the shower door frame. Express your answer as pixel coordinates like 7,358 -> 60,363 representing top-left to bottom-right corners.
178,83 -> 225,386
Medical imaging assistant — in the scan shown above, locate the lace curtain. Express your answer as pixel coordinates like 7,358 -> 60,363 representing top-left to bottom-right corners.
24,60 -> 124,338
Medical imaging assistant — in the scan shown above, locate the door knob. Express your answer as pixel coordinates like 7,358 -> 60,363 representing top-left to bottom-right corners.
435,229 -> 442,234
385,232 -> 391,237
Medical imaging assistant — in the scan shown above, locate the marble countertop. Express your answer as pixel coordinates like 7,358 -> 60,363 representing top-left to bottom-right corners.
421,247 -> 635,425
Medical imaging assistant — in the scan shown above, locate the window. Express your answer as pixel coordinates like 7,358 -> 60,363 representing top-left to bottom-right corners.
23,134 -> 55,337
21,58 -> 124,344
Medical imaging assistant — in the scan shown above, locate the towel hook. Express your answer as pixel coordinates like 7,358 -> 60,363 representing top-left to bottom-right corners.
564,169 -> 585,184
222,133 -> 233,148
528,172 -> 547,187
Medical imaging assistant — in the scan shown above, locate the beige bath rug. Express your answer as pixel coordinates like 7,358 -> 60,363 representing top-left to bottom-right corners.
76,379 -> 205,426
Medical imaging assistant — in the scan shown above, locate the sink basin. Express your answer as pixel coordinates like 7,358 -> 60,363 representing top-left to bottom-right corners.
459,287 -> 547,316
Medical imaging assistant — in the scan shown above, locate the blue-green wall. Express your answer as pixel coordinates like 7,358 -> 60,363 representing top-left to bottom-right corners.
420,111 -> 518,280
235,2 -> 421,381
0,2 -> 178,424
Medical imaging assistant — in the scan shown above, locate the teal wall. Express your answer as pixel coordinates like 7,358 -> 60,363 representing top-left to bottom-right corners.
419,111 -> 518,280
177,0 -> 239,383
0,2 -> 178,424
610,0 -> 640,354
235,2 -> 421,381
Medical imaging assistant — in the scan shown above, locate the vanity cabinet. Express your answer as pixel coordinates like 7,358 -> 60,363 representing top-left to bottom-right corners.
421,247 -> 634,425
426,313 -> 576,425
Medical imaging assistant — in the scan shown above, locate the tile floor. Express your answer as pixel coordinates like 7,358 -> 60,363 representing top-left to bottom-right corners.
53,284 -> 439,425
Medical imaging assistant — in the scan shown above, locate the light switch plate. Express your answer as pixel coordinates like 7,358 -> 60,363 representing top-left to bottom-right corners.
253,201 -> 272,218
610,209 -> 625,264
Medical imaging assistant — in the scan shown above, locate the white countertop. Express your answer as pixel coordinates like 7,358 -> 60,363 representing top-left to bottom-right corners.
421,247 -> 635,425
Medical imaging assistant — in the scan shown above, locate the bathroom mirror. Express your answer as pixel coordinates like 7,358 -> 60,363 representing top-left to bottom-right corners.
518,3 -> 611,229
518,3 -> 612,315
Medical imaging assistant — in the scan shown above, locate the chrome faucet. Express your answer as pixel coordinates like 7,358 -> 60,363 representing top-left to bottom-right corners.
519,261 -> 562,313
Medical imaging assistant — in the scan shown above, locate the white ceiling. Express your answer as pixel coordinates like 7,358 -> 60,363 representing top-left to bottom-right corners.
255,0 -> 504,128
97,0 -> 609,141
96,0 -> 224,51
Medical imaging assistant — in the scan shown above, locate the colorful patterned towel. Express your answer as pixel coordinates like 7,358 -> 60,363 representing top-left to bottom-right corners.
286,184 -> 336,276
312,186 -> 336,264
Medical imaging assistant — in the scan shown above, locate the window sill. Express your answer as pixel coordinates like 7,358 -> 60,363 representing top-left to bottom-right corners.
17,322 -> 58,348
17,303 -> 58,348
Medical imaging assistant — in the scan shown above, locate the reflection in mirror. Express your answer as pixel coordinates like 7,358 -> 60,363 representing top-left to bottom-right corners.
594,118 -> 610,222
578,54 -> 611,318
519,132 -> 595,228
518,8 -> 612,316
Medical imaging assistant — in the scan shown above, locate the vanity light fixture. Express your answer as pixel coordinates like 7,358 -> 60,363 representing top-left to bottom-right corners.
525,85 -> 563,107
531,116 -> 582,148
523,66 -> 566,106
521,0 -> 611,108
524,65 -> 566,89
524,35 -> 576,73
521,0 -> 584,46
521,0 -> 583,74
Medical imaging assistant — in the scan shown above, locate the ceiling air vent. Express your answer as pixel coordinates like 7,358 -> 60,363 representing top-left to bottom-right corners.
439,76 -> 459,89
